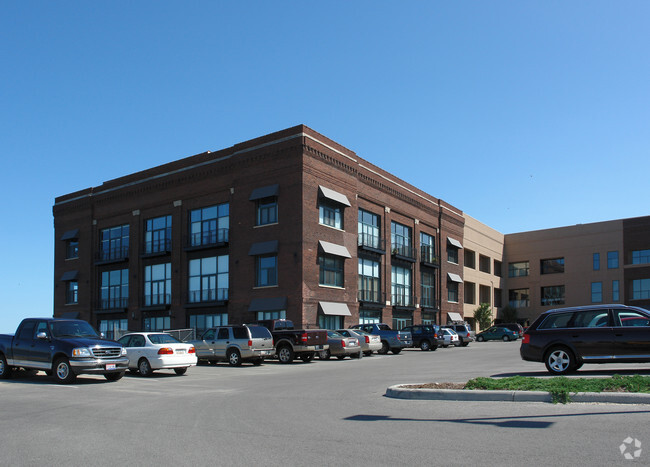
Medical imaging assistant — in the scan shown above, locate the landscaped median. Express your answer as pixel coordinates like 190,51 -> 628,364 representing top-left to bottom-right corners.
386,375 -> 650,404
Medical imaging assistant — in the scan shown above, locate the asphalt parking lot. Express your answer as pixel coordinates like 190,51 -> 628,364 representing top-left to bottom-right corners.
2,341 -> 649,466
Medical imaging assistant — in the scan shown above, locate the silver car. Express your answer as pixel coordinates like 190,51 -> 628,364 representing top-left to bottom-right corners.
336,329 -> 381,356
440,328 -> 460,347
318,331 -> 361,360
190,325 -> 275,366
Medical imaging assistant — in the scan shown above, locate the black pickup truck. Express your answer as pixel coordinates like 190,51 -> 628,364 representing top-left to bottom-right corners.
0,318 -> 129,384
251,319 -> 328,363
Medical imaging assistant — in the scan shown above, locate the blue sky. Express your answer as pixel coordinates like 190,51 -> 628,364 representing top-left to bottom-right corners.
1,1 -> 648,332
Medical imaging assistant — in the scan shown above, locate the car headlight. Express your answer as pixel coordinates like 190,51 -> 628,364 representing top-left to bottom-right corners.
121,347 -> 127,356
72,347 -> 92,357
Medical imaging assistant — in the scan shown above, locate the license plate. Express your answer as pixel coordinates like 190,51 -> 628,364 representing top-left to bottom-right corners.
260,350 -> 270,356
315,345 -> 323,350
105,363 -> 116,370
176,349 -> 186,354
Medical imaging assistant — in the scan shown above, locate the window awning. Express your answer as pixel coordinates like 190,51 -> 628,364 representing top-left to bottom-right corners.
447,237 -> 463,249
60,229 -> 79,241
447,272 -> 463,283
318,240 -> 351,258
447,312 -> 463,322
60,270 -> 78,281
248,240 -> 278,256
319,301 -> 352,316
318,185 -> 351,207
249,184 -> 279,201
248,297 -> 287,312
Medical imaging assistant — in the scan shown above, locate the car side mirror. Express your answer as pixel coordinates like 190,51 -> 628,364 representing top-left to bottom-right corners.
36,332 -> 49,340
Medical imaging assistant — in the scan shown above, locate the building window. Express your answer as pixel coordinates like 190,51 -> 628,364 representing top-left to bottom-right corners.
319,315 -> 343,330
319,254 -> 343,287
256,255 -> 278,287
632,279 -> 650,300
358,209 -> 381,250
494,260 -> 502,277
256,197 -> 278,226
66,240 -> 79,259
189,255 -> 229,302
99,224 -> 129,261
632,249 -> 650,265
494,288 -> 503,308
508,261 -> 529,277
358,258 -> 381,302
607,251 -> 619,269
422,311 -> 437,325
479,254 -> 491,274
464,250 -> 476,269
99,319 -> 127,340
591,282 -> 602,303
66,281 -> 78,304
190,204 -> 229,247
479,285 -> 491,304
144,215 -> 172,253
100,269 -> 129,309
541,285 -> 565,306
509,288 -> 530,308
144,263 -> 171,306
391,222 -> 413,258
359,309 -> 381,324
319,201 -> 343,229
256,310 -> 286,321
391,265 -> 412,306
420,232 -> 436,264
421,271 -> 436,308
541,258 -> 565,275
613,280 -> 620,302
447,245 -> 459,264
447,281 -> 459,303
190,313 -> 228,335
144,316 -> 170,331
464,281 -> 476,305
593,253 -> 600,271
392,310 -> 413,330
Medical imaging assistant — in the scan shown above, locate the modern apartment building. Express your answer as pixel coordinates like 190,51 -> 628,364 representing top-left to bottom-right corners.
53,125 -> 466,337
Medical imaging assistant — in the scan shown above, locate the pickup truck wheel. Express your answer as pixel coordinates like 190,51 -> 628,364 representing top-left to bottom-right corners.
363,351 -> 373,356
300,352 -> 314,363
104,371 -> 124,382
431,345 -> 438,351
174,368 -> 187,375
53,358 -> 76,384
318,349 -> 331,360
378,341 -> 389,355
138,358 -> 153,377
227,349 -> 242,366
0,353 -> 13,379
420,340 -> 431,351
252,358 -> 264,366
391,348 -> 402,354
277,345 -> 294,364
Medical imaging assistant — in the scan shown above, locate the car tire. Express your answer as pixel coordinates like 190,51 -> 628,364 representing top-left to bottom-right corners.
252,358 -> 264,366
337,355 -> 346,360
503,335 -> 510,342
477,336 -> 484,342
227,349 -> 242,366
174,368 -> 188,375
363,351 -> 373,357
277,345 -> 294,364
53,357 -> 76,384
544,347 -> 575,375
300,352 -> 315,363
318,349 -> 331,360
391,348 -> 401,354
420,340 -> 431,351
461,342 -> 469,347
138,358 -> 153,377
0,353 -> 13,379
431,345 -> 438,351
378,341 -> 389,355
104,371 -> 125,381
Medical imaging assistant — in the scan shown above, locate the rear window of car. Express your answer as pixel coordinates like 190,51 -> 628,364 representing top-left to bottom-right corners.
232,326 -> 249,339
148,334 -> 180,344
248,326 -> 272,339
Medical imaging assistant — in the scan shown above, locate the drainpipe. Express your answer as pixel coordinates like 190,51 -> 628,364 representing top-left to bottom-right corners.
437,200 -> 443,325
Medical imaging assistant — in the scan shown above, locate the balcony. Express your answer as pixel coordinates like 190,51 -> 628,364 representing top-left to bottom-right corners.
186,228 -> 229,251
144,293 -> 171,308
420,294 -> 438,309
96,246 -> 129,264
391,244 -> 416,262
96,297 -> 129,313
420,246 -> 440,268
391,292 -> 417,309
357,289 -> 385,304
143,238 -> 172,257
187,288 -> 229,307
358,233 -> 385,254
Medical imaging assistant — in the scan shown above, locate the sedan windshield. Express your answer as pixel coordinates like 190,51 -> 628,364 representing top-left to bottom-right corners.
51,320 -> 100,338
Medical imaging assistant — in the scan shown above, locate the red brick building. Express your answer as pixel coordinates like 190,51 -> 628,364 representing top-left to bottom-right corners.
53,125 -> 465,337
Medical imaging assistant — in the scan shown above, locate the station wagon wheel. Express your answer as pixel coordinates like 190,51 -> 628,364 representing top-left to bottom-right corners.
53,357 -> 76,384
420,340 -> 431,351
544,347 -> 574,375
227,349 -> 242,366
138,358 -> 153,377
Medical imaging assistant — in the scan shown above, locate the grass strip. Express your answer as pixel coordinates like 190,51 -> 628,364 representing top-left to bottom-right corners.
464,375 -> 650,403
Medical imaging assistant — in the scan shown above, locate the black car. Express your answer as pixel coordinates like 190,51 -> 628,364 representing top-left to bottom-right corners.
401,325 -> 444,351
520,304 -> 650,375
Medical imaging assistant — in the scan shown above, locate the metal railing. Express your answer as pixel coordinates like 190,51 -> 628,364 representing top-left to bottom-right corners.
144,293 -> 171,307
391,293 -> 416,307
189,228 -> 229,248
98,297 -> 129,310
420,246 -> 440,266
358,289 -> 384,303
144,238 -> 172,254
391,244 -> 416,260
188,288 -> 229,303
96,246 -> 129,262
358,233 -> 385,252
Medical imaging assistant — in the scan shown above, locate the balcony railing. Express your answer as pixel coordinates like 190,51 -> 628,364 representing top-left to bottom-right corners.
391,292 -> 416,308
188,229 -> 229,249
144,293 -> 171,307
358,233 -> 385,253
357,289 -> 385,304
420,246 -> 440,267
98,297 -> 129,310
144,238 -> 172,255
96,246 -> 129,263
420,294 -> 437,308
188,288 -> 229,304
391,244 -> 416,261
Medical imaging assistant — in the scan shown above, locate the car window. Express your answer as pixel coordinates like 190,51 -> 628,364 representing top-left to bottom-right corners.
217,328 -> 230,340
130,335 -> 146,347
572,310 -> 610,328
615,311 -> 650,327
538,312 -> 574,329
118,335 -> 131,346
35,321 -> 49,337
232,327 -> 248,339
338,330 -> 351,337
202,329 -> 215,340
17,321 -> 36,340
248,326 -> 272,339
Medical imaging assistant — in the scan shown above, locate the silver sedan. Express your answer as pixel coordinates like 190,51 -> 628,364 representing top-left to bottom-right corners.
318,331 -> 361,360
336,329 -> 382,356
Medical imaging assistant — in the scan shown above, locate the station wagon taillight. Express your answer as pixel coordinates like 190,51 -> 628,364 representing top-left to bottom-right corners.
158,347 -> 174,355
522,334 -> 530,344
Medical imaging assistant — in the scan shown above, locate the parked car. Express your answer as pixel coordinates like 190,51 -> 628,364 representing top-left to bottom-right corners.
318,331 -> 361,360
0,318 -> 128,384
496,322 -> 525,338
349,323 -> 412,354
476,326 -> 518,342
336,329 -> 381,356
251,319 -> 327,363
439,328 -> 460,347
401,325 -> 444,351
190,325 -> 275,366
521,304 -> 650,375
441,323 -> 474,346
117,332 -> 197,376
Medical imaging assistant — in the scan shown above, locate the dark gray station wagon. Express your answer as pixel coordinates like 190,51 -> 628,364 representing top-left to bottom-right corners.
520,304 -> 650,375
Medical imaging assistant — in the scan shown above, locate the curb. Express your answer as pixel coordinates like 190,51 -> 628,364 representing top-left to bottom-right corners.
385,385 -> 650,404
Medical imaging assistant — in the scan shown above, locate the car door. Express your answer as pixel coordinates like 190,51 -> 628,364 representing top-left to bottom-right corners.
30,320 -> 54,369
213,327 -> 231,359
565,309 -> 614,360
194,329 -> 217,359
612,308 -> 650,359
11,320 -> 38,366
129,334 -> 147,364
